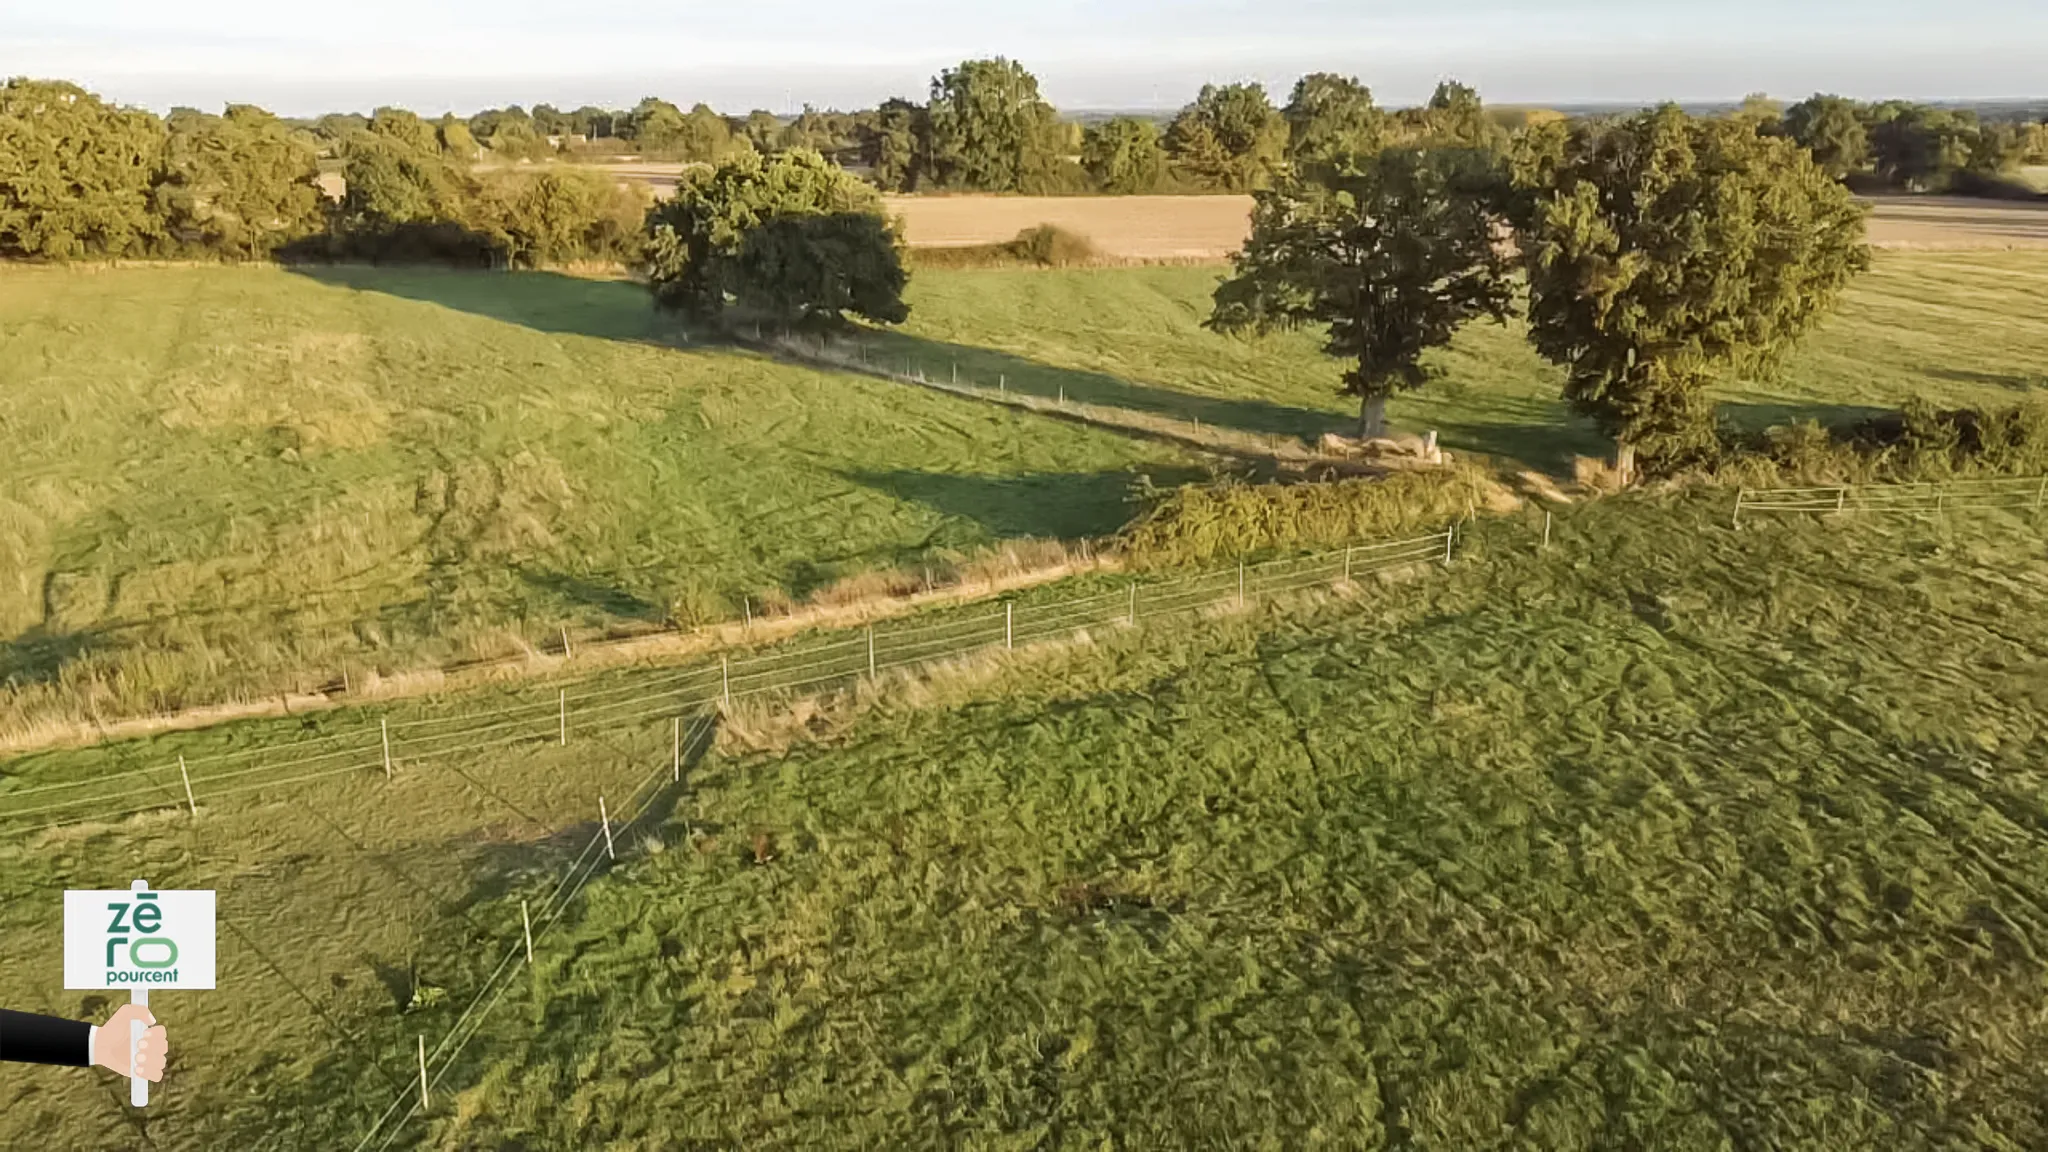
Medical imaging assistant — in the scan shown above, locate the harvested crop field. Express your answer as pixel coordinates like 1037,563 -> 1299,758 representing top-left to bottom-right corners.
882,194 -> 1255,258
882,193 -> 2048,257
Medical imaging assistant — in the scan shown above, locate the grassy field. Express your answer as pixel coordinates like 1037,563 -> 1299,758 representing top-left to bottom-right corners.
886,250 -> 2048,472
0,265 -> 1204,737
4,488 -> 2047,1147
4,250 -> 2043,739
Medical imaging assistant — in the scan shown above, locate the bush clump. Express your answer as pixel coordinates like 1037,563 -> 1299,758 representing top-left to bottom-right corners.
909,224 -> 1100,270
1713,396 -> 2048,487
1122,466 -> 1498,568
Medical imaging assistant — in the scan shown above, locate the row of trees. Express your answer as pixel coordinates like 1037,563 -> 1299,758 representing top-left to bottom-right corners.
1779,95 -> 2048,192
0,79 -> 649,264
1212,107 -> 1870,481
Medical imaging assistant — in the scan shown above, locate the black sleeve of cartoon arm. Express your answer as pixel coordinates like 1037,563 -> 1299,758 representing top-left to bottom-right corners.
0,1009 -> 92,1067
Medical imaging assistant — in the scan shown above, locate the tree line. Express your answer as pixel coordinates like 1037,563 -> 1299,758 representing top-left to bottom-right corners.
1774,94 -> 2048,195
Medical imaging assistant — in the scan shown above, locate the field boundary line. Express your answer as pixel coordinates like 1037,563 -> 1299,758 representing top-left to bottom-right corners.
0,532 -> 1457,833
1732,475 -> 2048,525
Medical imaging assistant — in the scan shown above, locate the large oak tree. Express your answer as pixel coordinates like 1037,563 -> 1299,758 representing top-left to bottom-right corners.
1209,147 -> 1513,439
1514,106 -> 1869,480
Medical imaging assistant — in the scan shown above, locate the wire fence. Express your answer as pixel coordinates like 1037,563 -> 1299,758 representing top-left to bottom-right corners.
350,711 -> 719,1151
1733,475 -> 2048,524
0,530 -> 1456,832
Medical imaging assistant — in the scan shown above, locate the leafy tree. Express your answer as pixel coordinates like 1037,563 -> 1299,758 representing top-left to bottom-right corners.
1283,73 -> 1384,163
1865,102 -> 1977,190
1168,83 -> 1287,191
1514,106 -> 1870,480
674,103 -> 746,163
436,115 -> 480,159
1732,92 -> 1784,133
571,106 -> 621,139
339,131 -> 467,226
733,213 -> 909,329
926,58 -> 1062,191
624,98 -> 686,150
1081,117 -> 1166,194
369,107 -> 441,156
471,167 -> 649,266
1783,94 -> 1869,180
530,104 -> 573,136
741,110 -> 784,152
1208,148 -> 1513,439
860,98 -> 928,192
1390,81 -> 1510,152
644,148 -> 907,329
0,79 -> 164,259
155,104 -> 325,257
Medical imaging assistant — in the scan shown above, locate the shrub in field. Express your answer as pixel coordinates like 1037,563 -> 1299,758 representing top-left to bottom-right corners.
1714,396 -> 2048,485
904,224 -> 1099,270
1121,466 -> 1497,567
154,105 -> 326,258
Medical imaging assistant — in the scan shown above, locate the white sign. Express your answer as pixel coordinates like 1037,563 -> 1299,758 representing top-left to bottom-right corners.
63,886 -> 216,991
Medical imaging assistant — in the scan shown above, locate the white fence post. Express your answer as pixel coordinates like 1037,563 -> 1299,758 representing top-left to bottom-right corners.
177,755 -> 196,817
721,655 -> 731,708
1343,546 -> 1353,581
1128,583 -> 1137,625
418,1036 -> 429,1110
560,625 -> 572,661
558,690 -> 566,746
1442,527 -> 1455,567
381,718 -> 392,779
1732,487 -> 1745,529
1542,511 -> 1552,551
1237,560 -> 1246,607
1836,487 -> 1847,512
521,899 -> 533,964
672,717 -> 681,783
599,795 -> 615,860
867,626 -> 876,680
1005,602 -> 1014,650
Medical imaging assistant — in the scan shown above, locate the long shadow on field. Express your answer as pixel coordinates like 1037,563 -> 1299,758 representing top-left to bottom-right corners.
843,467 -> 1209,540
853,328 -> 1353,443
286,265 -> 668,344
1926,367 -> 2047,392
284,265 -> 1357,449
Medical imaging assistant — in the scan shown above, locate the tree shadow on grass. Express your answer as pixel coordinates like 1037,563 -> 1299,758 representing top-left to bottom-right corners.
286,264 -> 668,344
1925,367 -> 2047,393
517,568 -> 665,625
840,467 -> 1209,541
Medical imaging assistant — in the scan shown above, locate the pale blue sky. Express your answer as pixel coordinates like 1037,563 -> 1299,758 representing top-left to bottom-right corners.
8,1 -> 2045,115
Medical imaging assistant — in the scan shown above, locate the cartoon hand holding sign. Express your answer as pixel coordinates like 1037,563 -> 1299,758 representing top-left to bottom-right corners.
57,879 -> 216,1106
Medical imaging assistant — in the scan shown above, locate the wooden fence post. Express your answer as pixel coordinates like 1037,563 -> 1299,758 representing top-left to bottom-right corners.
521,899 -> 533,964
381,719 -> 392,779
558,691 -> 566,746
1006,602 -> 1014,650
599,795 -> 615,860
178,755 -> 197,817
418,1036 -> 429,1110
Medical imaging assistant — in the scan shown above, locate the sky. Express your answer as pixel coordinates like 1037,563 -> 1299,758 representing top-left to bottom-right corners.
7,1 -> 2046,117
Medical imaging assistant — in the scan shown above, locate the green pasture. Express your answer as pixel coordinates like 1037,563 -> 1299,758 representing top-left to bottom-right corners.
3,250 -> 2043,738
3,488 -> 2047,1147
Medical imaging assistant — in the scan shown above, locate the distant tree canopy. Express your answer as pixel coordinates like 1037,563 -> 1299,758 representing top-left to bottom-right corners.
644,149 -> 907,329
1283,73 -> 1385,163
0,79 -> 165,259
1210,147 -> 1513,439
1513,105 -> 1870,478
1783,94 -> 1869,180
1081,117 -> 1166,194
155,104 -> 324,257
861,97 -> 930,192
1167,83 -> 1287,191
925,57 -> 1064,192
1388,81 -> 1511,152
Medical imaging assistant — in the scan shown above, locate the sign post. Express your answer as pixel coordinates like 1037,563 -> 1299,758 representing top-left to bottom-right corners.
64,879 -> 216,1107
